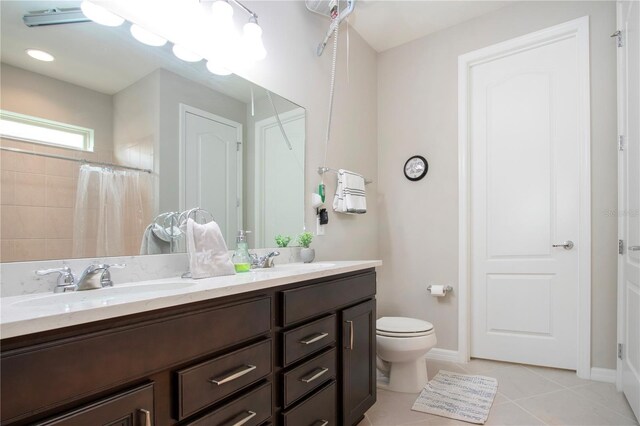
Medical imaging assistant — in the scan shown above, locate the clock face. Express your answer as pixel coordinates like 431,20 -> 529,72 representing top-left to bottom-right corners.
404,156 -> 428,181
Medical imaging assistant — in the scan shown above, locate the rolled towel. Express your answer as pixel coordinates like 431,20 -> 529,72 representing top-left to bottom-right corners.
333,169 -> 367,214
186,218 -> 235,279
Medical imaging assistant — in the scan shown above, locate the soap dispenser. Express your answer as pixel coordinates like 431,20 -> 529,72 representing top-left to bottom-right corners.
232,230 -> 252,273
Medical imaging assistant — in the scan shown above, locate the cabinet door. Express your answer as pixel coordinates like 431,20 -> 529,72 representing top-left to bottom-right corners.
341,299 -> 376,425
36,383 -> 154,426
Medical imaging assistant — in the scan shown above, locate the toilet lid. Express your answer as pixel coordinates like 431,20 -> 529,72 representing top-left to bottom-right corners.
376,317 -> 434,334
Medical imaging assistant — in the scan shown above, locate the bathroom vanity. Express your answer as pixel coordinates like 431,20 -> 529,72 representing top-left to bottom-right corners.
0,262 -> 378,426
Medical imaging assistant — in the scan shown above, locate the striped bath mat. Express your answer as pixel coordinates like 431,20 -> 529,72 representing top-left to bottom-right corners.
412,370 -> 498,424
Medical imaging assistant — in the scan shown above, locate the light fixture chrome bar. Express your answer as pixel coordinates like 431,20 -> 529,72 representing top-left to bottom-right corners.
227,0 -> 258,20
0,147 -> 152,174
23,8 -> 90,27
317,167 -> 372,185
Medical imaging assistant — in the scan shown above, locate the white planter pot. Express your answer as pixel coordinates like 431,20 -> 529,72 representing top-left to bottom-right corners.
300,248 -> 315,263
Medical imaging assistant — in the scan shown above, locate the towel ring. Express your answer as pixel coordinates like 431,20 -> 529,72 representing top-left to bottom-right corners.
178,207 -> 214,229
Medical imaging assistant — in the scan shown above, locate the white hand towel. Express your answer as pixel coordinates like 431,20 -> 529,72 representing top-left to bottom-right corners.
186,218 -> 236,279
333,169 -> 367,214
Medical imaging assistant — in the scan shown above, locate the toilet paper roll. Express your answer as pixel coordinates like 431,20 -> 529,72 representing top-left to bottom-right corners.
430,285 -> 446,297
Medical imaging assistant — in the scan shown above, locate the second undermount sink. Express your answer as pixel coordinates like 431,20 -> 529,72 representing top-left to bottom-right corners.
11,282 -> 197,309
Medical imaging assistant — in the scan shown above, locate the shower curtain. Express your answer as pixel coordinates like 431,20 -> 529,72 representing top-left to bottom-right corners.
72,165 -> 152,258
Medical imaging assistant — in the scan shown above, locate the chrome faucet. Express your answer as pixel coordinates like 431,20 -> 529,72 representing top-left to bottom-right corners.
36,265 -> 76,293
250,251 -> 280,269
35,263 -> 125,293
76,264 -> 125,290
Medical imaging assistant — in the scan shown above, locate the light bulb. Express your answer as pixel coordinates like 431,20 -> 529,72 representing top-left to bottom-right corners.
80,1 -> 124,27
172,45 -> 202,62
242,21 -> 267,61
26,49 -> 54,62
211,1 -> 233,23
130,24 -> 167,47
206,60 -> 232,76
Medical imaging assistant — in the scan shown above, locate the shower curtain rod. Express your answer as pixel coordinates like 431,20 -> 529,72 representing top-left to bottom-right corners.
0,146 -> 153,174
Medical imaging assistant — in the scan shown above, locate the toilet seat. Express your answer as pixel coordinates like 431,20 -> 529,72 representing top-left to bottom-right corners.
376,317 -> 434,338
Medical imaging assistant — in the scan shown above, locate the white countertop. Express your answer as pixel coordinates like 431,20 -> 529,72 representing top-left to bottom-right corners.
0,260 -> 381,339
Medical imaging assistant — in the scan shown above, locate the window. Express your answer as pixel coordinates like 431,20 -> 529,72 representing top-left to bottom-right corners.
0,110 -> 94,152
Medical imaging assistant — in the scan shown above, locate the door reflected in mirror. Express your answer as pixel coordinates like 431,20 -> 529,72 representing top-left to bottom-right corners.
0,1 -> 305,262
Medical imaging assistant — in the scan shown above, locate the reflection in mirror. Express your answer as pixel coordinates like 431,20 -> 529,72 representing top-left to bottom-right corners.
0,1 -> 305,262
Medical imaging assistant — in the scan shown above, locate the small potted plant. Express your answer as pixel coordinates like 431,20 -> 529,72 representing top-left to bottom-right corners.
297,232 -> 315,263
275,234 -> 292,248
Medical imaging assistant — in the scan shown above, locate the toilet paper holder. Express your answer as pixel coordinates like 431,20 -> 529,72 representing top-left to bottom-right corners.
427,285 -> 453,294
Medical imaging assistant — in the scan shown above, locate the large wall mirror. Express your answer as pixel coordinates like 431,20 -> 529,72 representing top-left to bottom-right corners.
0,1 -> 305,262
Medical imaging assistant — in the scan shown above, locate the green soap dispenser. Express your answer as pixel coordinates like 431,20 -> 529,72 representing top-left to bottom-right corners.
232,230 -> 252,273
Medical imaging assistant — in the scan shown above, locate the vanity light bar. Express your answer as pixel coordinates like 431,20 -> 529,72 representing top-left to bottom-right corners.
23,8 -> 90,27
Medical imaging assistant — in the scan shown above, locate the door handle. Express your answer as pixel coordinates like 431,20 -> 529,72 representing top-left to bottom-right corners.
139,409 -> 151,426
552,241 -> 574,250
629,246 -> 640,251
346,320 -> 354,350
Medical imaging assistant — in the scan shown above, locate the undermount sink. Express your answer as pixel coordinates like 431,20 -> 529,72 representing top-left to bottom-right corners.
11,282 -> 197,309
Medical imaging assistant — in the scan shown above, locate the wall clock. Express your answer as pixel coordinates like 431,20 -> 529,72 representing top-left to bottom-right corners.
404,155 -> 428,181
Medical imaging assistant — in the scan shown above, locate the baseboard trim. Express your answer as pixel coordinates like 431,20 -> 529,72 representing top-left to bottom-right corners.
590,367 -> 617,383
424,348 -> 464,363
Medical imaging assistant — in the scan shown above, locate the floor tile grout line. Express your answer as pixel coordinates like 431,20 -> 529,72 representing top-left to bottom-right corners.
565,385 -> 640,423
510,399 -> 552,425
521,365 -> 577,389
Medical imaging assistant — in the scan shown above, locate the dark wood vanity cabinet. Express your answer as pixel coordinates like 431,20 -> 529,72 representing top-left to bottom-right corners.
0,268 -> 376,426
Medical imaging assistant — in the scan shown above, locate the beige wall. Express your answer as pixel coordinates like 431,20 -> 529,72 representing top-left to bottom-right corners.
377,1 -> 618,369
106,1 -> 380,261
0,63 -> 114,261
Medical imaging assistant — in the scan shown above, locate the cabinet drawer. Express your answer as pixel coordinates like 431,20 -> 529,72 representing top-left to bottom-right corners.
282,348 -> 336,407
280,271 -> 375,326
282,314 -> 336,367
35,383 -> 154,426
282,381 -> 337,426
186,382 -> 272,426
177,340 -> 272,420
2,297 -> 271,424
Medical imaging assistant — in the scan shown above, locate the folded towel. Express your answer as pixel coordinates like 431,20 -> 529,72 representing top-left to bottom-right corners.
186,218 -> 235,279
333,169 -> 367,214
140,224 -> 172,255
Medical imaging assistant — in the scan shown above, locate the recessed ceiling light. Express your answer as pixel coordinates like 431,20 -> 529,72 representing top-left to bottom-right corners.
26,49 -> 55,62
130,24 -> 167,47
80,1 -> 124,27
206,60 -> 231,76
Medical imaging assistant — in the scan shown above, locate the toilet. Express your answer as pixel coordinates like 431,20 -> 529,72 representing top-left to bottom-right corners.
376,316 -> 437,393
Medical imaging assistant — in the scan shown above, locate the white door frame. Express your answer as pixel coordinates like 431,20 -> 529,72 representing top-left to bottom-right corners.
458,17 -> 592,378
253,108 -> 305,248
178,103 -> 243,223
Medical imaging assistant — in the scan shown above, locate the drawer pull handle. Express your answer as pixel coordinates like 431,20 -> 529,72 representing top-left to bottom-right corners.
209,364 -> 257,385
139,408 -> 151,426
225,410 -> 257,426
313,421 -> 329,426
300,332 -> 329,345
300,367 -> 329,383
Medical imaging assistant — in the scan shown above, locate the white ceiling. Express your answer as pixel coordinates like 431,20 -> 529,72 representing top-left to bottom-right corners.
348,1 -> 511,52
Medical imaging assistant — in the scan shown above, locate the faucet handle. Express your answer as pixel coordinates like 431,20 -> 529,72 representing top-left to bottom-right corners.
96,263 -> 126,287
36,265 -> 75,292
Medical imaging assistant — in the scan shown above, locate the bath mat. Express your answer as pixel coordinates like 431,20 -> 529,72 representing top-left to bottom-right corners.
411,370 -> 498,424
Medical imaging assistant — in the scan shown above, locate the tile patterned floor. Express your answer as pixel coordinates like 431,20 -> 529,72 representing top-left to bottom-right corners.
358,359 -> 639,426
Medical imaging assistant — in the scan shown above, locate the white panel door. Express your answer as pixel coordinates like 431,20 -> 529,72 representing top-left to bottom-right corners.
184,110 -> 241,246
254,109 -> 305,247
469,23 -> 587,369
617,1 -> 640,419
